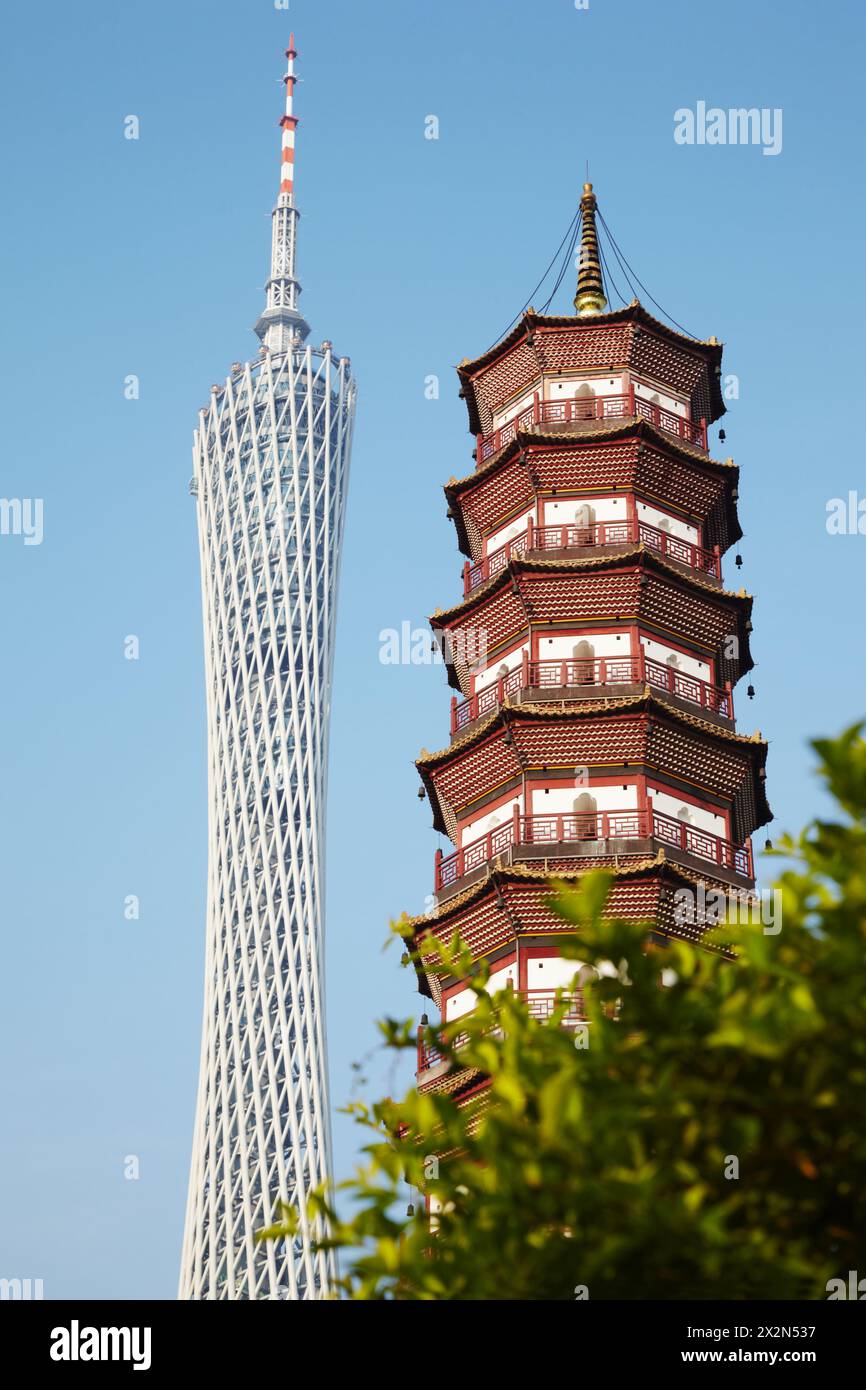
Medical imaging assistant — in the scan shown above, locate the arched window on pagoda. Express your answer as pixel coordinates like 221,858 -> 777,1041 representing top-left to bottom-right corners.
574,501 -> 596,546
572,790 -> 598,839
665,651 -> 681,693
573,380 -> 595,423
572,638 -> 596,685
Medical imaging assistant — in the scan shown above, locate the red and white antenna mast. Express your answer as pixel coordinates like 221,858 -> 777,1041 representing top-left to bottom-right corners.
280,31 -> 298,203
255,34 -> 310,350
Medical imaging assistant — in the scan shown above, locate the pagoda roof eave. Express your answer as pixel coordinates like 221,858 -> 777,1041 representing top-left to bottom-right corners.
428,547 -> 754,629
416,691 -> 771,840
458,302 -> 723,380
457,302 -> 726,433
417,690 -> 769,773
445,419 -> 743,559
447,417 -> 738,502
408,852 -> 737,934
417,1064 -> 486,1098
408,855 -> 741,997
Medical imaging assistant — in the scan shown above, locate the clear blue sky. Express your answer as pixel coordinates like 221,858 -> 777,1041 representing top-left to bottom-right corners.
1,0 -> 864,1299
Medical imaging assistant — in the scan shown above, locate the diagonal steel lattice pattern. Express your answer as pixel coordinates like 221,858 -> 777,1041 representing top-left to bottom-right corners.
180,36 -> 356,1299
180,346 -> 355,1300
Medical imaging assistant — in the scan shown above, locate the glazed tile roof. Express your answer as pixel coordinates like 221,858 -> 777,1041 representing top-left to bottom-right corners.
415,692 -> 770,846
419,691 -> 766,768
456,304 -> 726,435
406,852 -> 671,929
432,548 -> 748,626
458,303 -> 722,376
410,857 -> 742,1004
445,432 -> 741,559
428,553 -> 754,695
459,416 -> 729,488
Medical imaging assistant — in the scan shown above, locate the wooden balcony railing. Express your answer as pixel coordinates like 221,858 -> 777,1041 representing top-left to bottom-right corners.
450,651 -> 733,733
417,988 -> 586,1072
476,388 -> 708,466
463,515 -> 720,593
434,806 -> 752,892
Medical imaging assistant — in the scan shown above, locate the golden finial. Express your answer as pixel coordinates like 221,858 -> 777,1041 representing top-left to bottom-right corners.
574,182 -> 608,317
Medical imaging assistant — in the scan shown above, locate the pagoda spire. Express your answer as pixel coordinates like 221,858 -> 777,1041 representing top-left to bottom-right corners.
255,34 -> 310,350
573,182 -> 608,317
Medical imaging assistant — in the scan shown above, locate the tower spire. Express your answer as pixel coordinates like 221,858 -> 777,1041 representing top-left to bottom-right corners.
255,34 -> 310,350
573,182 -> 608,317
280,32 -> 298,204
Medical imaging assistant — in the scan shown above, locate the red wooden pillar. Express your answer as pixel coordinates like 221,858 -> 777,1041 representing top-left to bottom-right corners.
526,515 -> 534,550
639,785 -> 651,838
700,417 -> 708,451
450,695 -> 458,735
630,621 -> 642,679
626,491 -> 638,543
712,542 -> 721,579
521,646 -> 530,691
434,848 -> 443,891
462,560 -> 471,596
512,801 -> 522,848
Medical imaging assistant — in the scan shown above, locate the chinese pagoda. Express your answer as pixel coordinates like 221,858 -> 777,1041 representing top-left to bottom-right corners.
409,183 -> 770,1100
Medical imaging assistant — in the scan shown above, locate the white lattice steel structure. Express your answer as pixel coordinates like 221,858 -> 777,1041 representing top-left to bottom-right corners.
180,35 -> 356,1301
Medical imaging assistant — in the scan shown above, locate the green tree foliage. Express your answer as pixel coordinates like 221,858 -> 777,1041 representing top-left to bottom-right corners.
258,726 -> 866,1299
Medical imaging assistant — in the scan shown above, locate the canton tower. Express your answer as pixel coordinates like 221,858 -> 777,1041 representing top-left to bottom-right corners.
180,36 -> 356,1301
